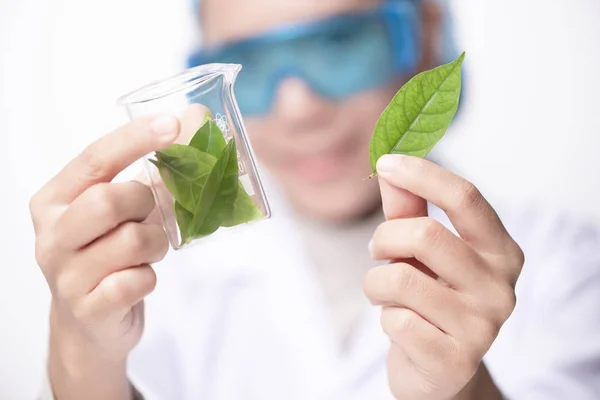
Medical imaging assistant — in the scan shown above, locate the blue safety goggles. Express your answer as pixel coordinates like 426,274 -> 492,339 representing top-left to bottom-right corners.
187,1 -> 420,116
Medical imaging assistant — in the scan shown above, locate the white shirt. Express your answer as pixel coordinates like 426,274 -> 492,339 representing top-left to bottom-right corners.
41,193 -> 600,399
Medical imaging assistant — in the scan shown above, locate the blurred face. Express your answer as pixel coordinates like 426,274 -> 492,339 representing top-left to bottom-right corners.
202,0 -> 440,222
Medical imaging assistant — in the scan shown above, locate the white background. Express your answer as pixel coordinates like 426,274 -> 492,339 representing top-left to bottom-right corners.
0,0 -> 599,398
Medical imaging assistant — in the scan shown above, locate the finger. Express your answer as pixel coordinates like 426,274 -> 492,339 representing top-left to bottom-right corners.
83,264 -> 157,321
381,307 -> 455,375
178,103 -> 211,144
364,263 -> 466,336
131,158 -> 172,227
376,155 -> 510,252
131,171 -> 164,226
55,182 -> 156,250
61,222 -> 168,296
379,177 -> 427,220
370,217 -> 488,289
41,115 -> 180,205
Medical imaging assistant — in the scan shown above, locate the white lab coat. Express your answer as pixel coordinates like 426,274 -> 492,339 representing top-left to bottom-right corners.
125,187 -> 600,400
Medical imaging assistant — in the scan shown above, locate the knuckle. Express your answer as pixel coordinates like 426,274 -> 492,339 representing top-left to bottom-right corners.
480,285 -> 517,327
495,288 -> 517,322
120,223 -> 147,254
414,218 -> 444,247
383,308 -> 418,338
455,180 -> 483,210
500,242 -> 525,288
393,309 -> 418,337
35,235 -> 59,270
141,266 -> 158,294
85,184 -> 121,221
29,190 -> 45,216
511,244 -> 526,270
101,275 -> 130,306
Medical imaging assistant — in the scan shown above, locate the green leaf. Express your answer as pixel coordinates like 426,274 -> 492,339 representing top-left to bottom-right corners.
187,138 -> 238,237
187,138 -> 241,239
175,112 -> 230,238
220,182 -> 264,227
369,52 -> 465,173
188,112 -> 227,158
150,144 -> 216,213
149,116 -> 266,246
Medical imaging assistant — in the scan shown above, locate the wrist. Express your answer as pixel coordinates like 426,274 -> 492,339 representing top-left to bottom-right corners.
48,304 -> 132,400
49,330 -> 127,382
48,335 -> 130,400
49,300 -> 130,363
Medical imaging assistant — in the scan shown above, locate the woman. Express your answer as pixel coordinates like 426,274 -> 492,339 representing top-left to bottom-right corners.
32,0 -> 600,399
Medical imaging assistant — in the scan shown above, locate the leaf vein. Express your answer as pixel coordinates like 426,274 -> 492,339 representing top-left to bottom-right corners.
390,60 -> 463,154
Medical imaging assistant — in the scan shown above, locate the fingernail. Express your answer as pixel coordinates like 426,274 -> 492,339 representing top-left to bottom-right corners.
368,238 -> 374,257
151,115 -> 179,139
376,154 -> 399,175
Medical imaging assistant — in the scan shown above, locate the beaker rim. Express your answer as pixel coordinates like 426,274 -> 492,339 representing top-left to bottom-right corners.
117,63 -> 242,106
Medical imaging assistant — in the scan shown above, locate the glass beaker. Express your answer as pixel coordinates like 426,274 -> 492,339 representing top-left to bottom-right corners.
117,63 -> 271,250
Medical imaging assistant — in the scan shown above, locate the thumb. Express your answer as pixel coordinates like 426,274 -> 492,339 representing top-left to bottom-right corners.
376,156 -> 435,280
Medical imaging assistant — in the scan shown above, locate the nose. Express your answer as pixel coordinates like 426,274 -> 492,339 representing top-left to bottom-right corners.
271,77 -> 335,130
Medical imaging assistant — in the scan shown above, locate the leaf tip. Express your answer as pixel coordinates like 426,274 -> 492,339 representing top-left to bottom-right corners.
456,51 -> 466,66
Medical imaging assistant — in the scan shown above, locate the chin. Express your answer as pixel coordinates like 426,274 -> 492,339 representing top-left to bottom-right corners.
284,174 -> 382,223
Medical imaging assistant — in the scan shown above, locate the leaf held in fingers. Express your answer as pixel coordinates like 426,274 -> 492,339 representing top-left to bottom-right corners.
369,52 -> 465,174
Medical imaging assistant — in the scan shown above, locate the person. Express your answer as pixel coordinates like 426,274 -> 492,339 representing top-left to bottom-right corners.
30,0 -> 600,399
